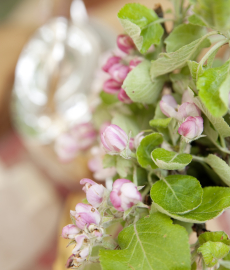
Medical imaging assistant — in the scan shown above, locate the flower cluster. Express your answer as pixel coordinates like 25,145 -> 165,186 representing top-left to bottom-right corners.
102,35 -> 142,104
62,178 -> 143,268
160,91 -> 204,143
55,123 -> 97,162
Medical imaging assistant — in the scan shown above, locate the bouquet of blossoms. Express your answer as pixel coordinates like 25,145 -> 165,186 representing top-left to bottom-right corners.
57,1 -> 230,269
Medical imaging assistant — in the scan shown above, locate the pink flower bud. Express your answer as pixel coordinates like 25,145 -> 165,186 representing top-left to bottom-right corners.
129,58 -> 142,71
178,116 -> 203,142
118,88 -> 132,104
110,179 -> 142,211
177,102 -> 201,121
72,234 -> 89,254
160,95 -> 178,118
103,79 -> 122,94
101,124 -> 128,154
108,63 -> 130,83
117,34 -> 136,54
62,224 -> 81,239
55,123 -> 96,162
102,56 -> 122,73
73,203 -> 101,230
80,178 -> 105,207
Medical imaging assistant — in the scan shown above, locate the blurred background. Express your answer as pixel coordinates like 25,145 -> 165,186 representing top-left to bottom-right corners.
0,0 -> 229,270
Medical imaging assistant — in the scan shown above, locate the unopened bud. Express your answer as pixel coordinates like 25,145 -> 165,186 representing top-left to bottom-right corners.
117,34 -> 136,54
178,116 -> 203,142
101,124 -> 129,154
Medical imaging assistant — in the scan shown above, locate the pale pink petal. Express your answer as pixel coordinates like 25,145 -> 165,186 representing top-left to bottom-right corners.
182,90 -> 194,103
86,184 -> 104,207
178,102 -> 201,120
72,234 -> 89,254
194,116 -> 204,135
62,224 -> 80,239
80,178 -> 97,186
160,95 -> 178,118
178,119 -> 197,139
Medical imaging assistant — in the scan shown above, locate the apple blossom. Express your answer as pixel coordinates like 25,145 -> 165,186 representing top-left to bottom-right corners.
72,234 -> 89,254
110,179 -> 142,211
118,88 -> 132,104
72,203 -> 101,230
177,102 -> 201,121
117,34 -> 136,54
55,123 -> 96,162
101,124 -> 128,154
62,224 -> 81,239
178,116 -> 204,142
74,247 -> 90,263
80,178 -> 105,207
103,78 -> 121,94
102,56 -> 122,72
160,95 -> 178,118
108,63 -> 130,83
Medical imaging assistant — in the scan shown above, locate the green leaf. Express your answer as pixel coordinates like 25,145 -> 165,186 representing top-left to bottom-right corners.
151,175 -> 203,214
165,23 -> 207,53
151,148 -> 192,170
173,220 -> 193,236
187,60 -> 202,84
188,88 -> 230,138
194,0 -> 230,31
198,241 -> 230,267
100,213 -> 191,270
204,154 -> 230,186
188,14 -> 207,27
112,113 -> 139,136
149,118 -> 172,128
153,187 -> 230,223
150,35 -> 211,78
103,154 -> 116,168
197,61 -> 230,117
122,61 -> 166,104
136,133 -> 163,169
199,231 -> 230,246
203,117 -> 230,154
117,3 -> 164,54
